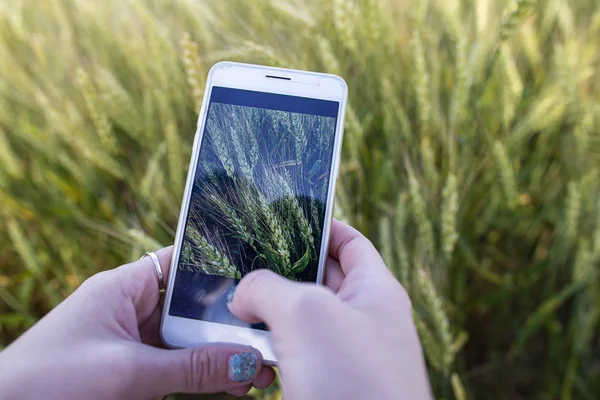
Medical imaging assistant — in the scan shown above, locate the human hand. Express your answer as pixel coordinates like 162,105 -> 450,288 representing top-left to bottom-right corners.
228,219 -> 432,400
0,247 -> 275,399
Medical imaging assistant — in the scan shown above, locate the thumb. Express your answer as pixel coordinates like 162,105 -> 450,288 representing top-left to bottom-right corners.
227,269 -> 339,332
138,344 -> 265,396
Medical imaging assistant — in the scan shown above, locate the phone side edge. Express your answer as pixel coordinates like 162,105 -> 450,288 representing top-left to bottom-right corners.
316,74 -> 348,285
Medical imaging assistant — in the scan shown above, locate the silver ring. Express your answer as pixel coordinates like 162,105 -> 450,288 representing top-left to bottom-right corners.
140,251 -> 165,293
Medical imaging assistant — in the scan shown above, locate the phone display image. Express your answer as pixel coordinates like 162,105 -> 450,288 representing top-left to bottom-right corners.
169,86 -> 339,325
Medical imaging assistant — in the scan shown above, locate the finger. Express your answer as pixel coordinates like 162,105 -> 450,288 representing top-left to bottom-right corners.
253,366 -> 276,389
139,344 -> 265,396
324,256 -> 344,293
140,246 -> 173,288
114,246 -> 173,325
226,384 -> 252,397
139,307 -> 162,347
328,219 -> 389,278
226,367 -> 276,398
327,220 -> 410,311
228,269 -> 339,330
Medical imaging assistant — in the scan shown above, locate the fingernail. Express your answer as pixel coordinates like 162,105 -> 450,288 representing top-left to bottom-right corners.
228,352 -> 258,382
226,285 -> 236,304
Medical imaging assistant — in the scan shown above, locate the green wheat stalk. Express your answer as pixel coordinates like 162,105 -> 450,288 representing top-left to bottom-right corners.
411,30 -> 432,138
185,224 -> 241,279
207,117 -> 235,178
279,172 -> 314,250
441,173 -> 459,261
256,188 -> 291,269
333,0 -> 359,54
492,140 -> 518,208
180,32 -> 204,112
565,182 -> 581,243
408,169 -> 435,260
75,69 -> 117,153
416,267 -> 454,372
414,311 -> 445,372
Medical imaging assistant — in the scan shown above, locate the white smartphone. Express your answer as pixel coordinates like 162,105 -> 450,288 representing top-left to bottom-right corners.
160,62 -> 347,364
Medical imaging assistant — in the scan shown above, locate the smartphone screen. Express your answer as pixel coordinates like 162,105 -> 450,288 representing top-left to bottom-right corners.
169,87 -> 339,329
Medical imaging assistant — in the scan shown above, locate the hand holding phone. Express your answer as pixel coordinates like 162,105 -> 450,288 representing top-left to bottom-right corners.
0,247 -> 275,399
229,220 -> 432,400
0,220 -> 431,399
161,62 -> 348,362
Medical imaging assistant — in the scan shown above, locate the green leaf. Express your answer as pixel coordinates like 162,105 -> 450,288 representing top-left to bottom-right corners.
509,282 -> 585,359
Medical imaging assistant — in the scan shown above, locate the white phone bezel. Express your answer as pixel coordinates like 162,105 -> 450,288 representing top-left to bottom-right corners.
159,62 -> 348,364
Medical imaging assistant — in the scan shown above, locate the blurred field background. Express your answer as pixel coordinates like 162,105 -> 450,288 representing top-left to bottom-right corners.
1,0 -> 599,398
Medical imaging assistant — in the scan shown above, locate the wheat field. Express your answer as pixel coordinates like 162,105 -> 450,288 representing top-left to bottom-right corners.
1,0 -> 599,398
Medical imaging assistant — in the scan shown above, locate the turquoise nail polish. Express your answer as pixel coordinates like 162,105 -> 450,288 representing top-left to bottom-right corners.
229,352 -> 258,382
226,285 -> 236,304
